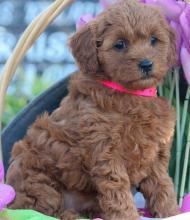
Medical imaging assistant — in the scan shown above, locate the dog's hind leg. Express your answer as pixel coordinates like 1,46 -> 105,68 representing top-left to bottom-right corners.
6,154 -> 96,220
7,162 -> 61,217
7,168 -> 83,219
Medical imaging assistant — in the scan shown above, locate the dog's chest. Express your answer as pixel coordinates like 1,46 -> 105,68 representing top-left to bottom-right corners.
120,98 -> 175,184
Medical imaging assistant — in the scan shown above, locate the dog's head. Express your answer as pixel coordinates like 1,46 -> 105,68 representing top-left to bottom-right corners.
69,0 -> 176,90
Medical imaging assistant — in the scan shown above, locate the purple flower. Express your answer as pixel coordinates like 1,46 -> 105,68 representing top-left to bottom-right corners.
152,0 -> 184,21
181,194 -> 190,213
180,6 -> 190,53
181,43 -> 190,85
0,161 -> 16,211
99,0 -> 117,9
170,21 -> 183,65
76,14 -> 95,30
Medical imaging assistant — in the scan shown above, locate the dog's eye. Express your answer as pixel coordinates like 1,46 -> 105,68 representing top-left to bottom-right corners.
114,40 -> 127,51
150,36 -> 158,46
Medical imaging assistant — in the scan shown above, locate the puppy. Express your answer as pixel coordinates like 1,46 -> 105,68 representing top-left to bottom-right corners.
6,1 -> 179,219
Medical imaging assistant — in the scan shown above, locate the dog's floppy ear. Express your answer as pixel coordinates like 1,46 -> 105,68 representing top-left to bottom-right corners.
166,26 -> 177,66
69,23 -> 99,75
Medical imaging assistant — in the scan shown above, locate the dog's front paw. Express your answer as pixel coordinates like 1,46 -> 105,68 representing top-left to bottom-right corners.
154,205 -> 180,218
103,212 -> 140,220
59,209 -> 81,220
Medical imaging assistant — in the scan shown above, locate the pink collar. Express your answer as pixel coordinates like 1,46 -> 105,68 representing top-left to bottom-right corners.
99,80 -> 157,97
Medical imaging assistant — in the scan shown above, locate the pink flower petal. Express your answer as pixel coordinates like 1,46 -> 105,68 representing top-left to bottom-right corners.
76,15 -> 95,30
180,8 -> 190,53
156,0 -> 184,21
181,194 -> 190,213
144,0 -> 157,5
99,0 -> 117,9
0,184 -> 16,210
181,44 -> 190,85
170,21 -> 183,65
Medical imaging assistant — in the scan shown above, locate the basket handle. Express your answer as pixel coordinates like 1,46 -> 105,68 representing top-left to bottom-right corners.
0,0 -> 75,161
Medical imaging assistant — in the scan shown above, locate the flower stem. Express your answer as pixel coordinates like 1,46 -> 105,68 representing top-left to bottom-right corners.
181,86 -> 190,147
179,117 -> 190,206
169,72 -> 175,104
174,68 -> 181,196
158,84 -> 163,96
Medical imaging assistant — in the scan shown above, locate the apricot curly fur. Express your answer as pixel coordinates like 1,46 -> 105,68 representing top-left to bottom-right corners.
6,1 -> 179,219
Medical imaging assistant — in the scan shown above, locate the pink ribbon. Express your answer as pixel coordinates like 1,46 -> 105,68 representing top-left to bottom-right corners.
99,80 -> 157,97
76,0 -> 190,85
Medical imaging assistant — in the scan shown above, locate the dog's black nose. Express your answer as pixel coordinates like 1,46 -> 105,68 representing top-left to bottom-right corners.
139,59 -> 153,75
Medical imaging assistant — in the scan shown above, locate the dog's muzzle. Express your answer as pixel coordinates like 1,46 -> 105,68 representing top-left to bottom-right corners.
139,59 -> 153,77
